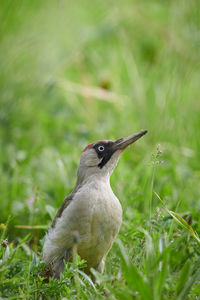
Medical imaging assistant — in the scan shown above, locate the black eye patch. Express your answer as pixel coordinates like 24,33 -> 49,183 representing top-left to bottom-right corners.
93,142 -> 115,168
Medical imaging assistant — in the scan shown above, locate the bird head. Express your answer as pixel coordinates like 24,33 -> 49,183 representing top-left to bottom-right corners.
77,130 -> 148,184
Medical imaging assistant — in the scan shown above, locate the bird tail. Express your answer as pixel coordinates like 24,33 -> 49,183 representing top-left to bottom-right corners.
39,231 -> 80,282
39,264 -> 53,283
39,257 -> 66,282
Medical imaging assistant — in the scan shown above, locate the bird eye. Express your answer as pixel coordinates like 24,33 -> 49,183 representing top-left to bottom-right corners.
98,145 -> 104,152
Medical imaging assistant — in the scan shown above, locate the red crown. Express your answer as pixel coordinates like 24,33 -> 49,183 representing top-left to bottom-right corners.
82,140 -> 106,152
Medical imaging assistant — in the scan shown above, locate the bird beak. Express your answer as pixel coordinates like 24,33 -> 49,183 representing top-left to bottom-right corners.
114,130 -> 148,151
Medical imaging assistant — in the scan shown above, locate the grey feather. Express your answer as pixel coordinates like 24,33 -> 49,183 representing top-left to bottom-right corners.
51,187 -> 78,228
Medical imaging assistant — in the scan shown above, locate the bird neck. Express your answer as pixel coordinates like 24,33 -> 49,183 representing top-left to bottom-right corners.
76,170 -> 111,189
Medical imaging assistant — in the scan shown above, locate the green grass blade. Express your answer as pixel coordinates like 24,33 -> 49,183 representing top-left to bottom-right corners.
176,260 -> 191,297
177,268 -> 200,300
155,251 -> 169,298
168,210 -> 200,244
117,239 -> 153,300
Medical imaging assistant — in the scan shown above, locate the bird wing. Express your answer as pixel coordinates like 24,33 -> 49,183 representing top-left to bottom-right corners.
51,191 -> 75,228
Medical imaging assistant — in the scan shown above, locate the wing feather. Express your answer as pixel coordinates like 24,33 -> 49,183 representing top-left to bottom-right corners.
51,191 -> 75,228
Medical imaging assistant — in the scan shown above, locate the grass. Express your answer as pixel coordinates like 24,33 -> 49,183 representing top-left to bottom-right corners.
0,0 -> 200,298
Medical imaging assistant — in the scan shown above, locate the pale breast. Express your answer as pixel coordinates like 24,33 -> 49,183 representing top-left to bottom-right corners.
77,182 -> 122,267
44,180 -> 122,269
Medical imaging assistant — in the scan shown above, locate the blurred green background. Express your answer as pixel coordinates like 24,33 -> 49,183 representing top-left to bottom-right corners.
1,0 -> 200,247
1,0 -> 200,298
